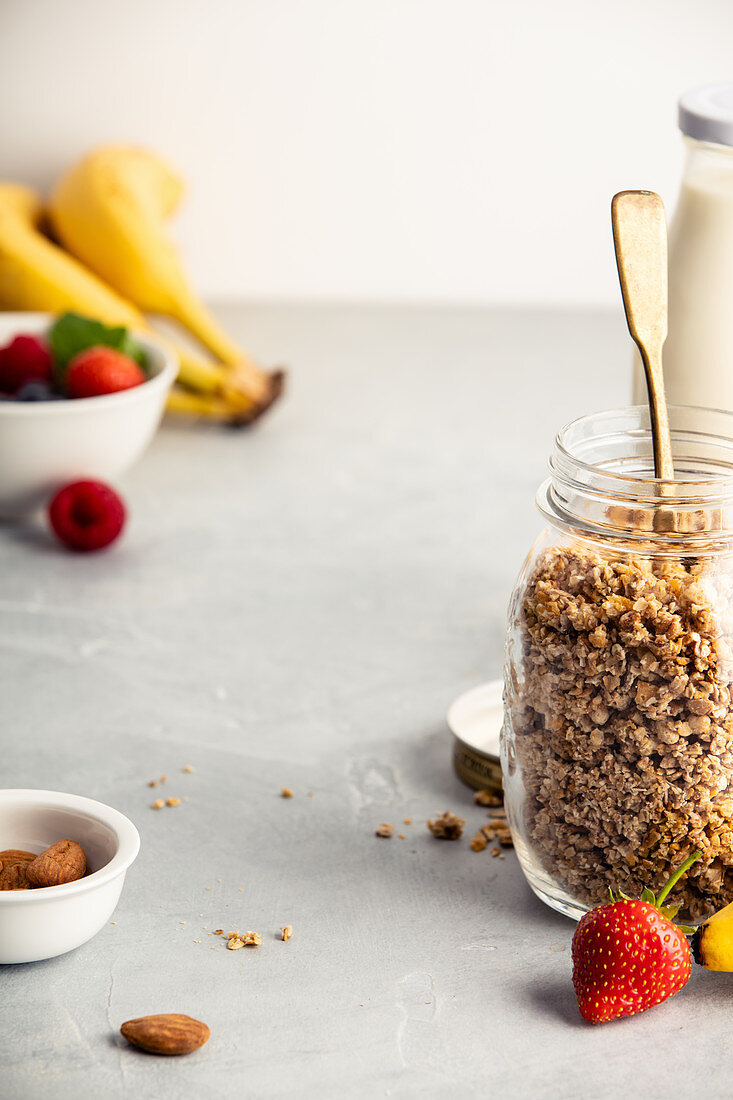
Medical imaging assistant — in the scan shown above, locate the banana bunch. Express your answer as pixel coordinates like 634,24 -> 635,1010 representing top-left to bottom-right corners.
0,147 -> 283,423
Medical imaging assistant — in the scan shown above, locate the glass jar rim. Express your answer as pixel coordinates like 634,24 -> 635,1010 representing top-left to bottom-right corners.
538,405 -> 733,547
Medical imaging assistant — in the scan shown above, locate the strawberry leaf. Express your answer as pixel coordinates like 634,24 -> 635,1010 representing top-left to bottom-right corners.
49,312 -> 148,376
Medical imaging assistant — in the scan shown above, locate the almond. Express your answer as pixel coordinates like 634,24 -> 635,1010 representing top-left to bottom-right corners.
25,839 -> 86,887
120,1014 -> 210,1055
0,862 -> 31,890
0,849 -> 36,864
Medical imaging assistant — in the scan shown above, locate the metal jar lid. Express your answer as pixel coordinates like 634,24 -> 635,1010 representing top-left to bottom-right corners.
447,680 -> 503,792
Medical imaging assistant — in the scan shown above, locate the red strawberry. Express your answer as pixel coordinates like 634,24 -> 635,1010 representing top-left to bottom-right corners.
0,334 -> 53,394
571,851 -> 701,1023
66,346 -> 146,398
48,480 -> 126,552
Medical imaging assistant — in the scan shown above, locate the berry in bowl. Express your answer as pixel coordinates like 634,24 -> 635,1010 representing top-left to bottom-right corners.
0,311 -> 177,515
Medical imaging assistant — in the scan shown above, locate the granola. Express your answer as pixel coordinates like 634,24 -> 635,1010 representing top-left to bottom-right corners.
427,811 -> 465,840
506,544 -> 733,921
474,790 -> 503,808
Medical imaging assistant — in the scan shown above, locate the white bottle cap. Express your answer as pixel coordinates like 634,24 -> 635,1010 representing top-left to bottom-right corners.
679,84 -> 733,147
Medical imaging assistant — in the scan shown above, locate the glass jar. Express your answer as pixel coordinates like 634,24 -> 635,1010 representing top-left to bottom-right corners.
501,406 -> 733,924
633,84 -> 733,411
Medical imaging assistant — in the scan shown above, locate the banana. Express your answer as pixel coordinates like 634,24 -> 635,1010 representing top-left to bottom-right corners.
692,900 -> 733,970
48,147 -> 269,380
0,184 -> 142,324
0,184 -> 278,421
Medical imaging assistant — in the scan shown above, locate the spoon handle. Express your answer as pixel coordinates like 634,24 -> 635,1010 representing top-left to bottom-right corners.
611,190 -> 674,480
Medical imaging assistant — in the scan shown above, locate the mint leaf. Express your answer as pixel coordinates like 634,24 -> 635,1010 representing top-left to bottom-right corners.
49,312 -> 148,376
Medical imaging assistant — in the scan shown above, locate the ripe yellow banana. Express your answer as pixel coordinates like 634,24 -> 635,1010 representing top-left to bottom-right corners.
0,184 -> 279,421
48,146 -> 264,374
0,183 -> 142,324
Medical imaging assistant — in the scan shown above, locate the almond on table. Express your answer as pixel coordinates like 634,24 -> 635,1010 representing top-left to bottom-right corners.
120,1014 -> 210,1056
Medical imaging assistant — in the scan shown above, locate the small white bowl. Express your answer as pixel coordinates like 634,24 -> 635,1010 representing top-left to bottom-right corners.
0,312 -> 177,516
0,789 -> 140,964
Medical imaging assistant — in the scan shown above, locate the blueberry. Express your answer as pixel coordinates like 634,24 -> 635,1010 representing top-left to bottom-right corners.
15,381 -> 64,402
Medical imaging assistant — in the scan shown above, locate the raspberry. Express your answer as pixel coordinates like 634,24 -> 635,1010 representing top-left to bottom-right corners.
0,335 -> 53,394
66,346 -> 146,398
48,480 -> 126,552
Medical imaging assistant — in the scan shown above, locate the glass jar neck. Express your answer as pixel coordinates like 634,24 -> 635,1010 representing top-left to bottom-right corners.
682,136 -> 733,177
538,406 -> 733,551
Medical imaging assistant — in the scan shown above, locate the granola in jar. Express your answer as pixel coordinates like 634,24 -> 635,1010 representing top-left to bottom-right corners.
501,407 -> 733,922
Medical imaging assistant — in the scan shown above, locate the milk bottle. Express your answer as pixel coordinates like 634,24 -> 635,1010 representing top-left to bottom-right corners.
633,85 -> 733,411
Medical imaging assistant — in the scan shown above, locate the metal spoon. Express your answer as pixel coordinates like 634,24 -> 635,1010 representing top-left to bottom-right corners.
611,190 -> 675,481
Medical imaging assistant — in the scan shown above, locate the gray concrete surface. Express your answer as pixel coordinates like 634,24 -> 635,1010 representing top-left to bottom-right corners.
2,305 -> 721,1100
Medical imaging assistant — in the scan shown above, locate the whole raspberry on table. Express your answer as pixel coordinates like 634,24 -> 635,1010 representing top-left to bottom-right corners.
66,346 -> 146,398
48,480 -> 126,552
571,852 -> 700,1023
0,335 -> 53,394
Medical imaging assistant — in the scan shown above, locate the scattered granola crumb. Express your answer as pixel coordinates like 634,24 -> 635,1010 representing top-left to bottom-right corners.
227,936 -> 245,950
281,925 -> 293,941
474,789 -> 503,808
480,819 -> 514,847
470,832 -> 488,852
214,929 -> 225,935
427,811 -> 465,840
397,833 -> 406,840
375,823 -> 394,838
151,799 -> 165,810
491,847 -> 501,858
281,787 -> 294,799
242,931 -> 262,946
205,887 -> 211,891
180,921 -> 186,925
166,796 -> 182,807
110,921 -> 116,925
183,764 -> 194,773
403,818 -> 412,825
307,791 -> 314,797
160,774 -> 167,783
148,780 -> 158,788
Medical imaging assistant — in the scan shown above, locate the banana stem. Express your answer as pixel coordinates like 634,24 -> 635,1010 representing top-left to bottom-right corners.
166,388 -> 252,421
170,289 -> 258,371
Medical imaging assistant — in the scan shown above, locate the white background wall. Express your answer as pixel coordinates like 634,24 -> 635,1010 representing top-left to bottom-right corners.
2,0 -> 732,305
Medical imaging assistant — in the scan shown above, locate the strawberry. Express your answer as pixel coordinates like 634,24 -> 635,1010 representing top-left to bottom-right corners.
571,851 -> 701,1023
66,346 -> 146,398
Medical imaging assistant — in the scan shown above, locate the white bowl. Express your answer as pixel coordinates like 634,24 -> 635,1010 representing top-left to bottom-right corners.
0,312 -> 177,516
0,789 -> 140,964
